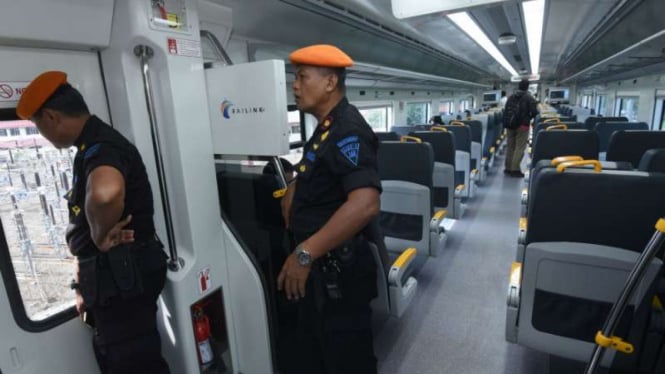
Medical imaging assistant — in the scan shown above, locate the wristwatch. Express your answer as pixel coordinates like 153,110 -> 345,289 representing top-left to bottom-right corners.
295,244 -> 312,266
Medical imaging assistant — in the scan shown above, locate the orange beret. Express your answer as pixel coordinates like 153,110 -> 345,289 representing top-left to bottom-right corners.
16,71 -> 68,120
289,44 -> 353,68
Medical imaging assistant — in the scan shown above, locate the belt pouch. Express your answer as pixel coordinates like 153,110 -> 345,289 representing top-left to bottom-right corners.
107,244 -> 144,299
78,257 -> 98,307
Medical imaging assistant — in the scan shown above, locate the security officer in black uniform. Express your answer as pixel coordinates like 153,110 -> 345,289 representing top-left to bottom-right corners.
277,45 -> 381,374
17,71 -> 170,374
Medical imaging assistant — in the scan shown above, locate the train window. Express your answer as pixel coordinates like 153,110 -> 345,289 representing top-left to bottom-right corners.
459,97 -> 474,112
615,96 -> 639,121
595,95 -> 607,116
406,102 -> 430,125
0,114 -> 76,324
287,110 -> 302,144
439,100 -> 454,115
9,128 -> 20,136
653,97 -> 665,131
358,106 -> 392,132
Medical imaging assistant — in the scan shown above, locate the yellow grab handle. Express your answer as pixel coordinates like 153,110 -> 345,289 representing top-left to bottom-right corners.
430,126 -> 447,132
450,121 -> 465,126
556,160 -> 602,173
595,331 -> 634,354
509,262 -> 522,287
546,124 -> 568,131
543,118 -> 560,123
393,247 -> 417,268
433,209 -> 447,220
551,156 -> 583,166
400,135 -> 422,143
656,218 -> 665,234
273,188 -> 287,198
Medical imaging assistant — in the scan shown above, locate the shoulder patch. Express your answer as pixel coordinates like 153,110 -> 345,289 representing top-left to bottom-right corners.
83,143 -> 102,159
337,135 -> 360,166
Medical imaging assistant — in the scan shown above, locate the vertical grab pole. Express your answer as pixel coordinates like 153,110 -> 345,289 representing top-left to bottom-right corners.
585,218 -> 665,373
134,44 -> 181,271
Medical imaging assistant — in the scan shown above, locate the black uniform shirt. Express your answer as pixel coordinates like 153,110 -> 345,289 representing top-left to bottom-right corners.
290,97 -> 381,238
65,116 -> 155,258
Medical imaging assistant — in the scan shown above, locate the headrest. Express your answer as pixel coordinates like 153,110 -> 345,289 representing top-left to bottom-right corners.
638,148 -> 665,173
17,71 -> 68,119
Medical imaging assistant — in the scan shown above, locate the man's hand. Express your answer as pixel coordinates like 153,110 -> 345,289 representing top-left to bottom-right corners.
75,292 -> 85,316
277,251 -> 311,300
95,215 -> 134,252
281,183 -> 296,228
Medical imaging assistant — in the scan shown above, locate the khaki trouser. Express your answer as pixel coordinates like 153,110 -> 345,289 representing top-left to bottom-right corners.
504,128 -> 529,172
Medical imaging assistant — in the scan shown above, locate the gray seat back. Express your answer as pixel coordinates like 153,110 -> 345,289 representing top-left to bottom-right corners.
638,148 -> 665,173
607,130 -> 665,168
376,131 -> 399,142
531,130 -> 599,166
584,116 -> 628,130
595,122 -> 649,152
534,122 -> 585,139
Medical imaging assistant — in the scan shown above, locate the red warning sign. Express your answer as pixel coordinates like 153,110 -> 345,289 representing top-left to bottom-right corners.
0,82 -> 29,102
167,37 -> 201,58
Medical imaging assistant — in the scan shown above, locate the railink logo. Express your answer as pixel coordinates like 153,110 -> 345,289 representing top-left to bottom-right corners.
219,98 -> 266,120
220,99 -> 234,119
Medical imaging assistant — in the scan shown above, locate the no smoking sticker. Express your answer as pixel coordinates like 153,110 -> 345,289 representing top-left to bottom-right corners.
0,82 -> 29,102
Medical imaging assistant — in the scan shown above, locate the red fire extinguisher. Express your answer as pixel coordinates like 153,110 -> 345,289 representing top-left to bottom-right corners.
193,306 -> 214,366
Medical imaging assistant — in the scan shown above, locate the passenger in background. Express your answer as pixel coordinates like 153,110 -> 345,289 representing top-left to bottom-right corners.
277,44 -> 381,374
464,110 -> 472,120
500,90 -> 507,108
503,79 -> 538,177
430,115 -> 444,125
17,71 -> 170,374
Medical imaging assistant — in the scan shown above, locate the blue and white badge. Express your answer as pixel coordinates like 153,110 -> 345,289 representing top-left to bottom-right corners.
337,135 -> 360,166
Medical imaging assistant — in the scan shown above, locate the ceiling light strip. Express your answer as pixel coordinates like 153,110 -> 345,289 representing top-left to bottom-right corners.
447,12 -> 519,77
522,0 -> 546,76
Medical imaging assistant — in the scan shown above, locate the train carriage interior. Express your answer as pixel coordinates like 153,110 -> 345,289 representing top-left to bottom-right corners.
1,0 -> 665,373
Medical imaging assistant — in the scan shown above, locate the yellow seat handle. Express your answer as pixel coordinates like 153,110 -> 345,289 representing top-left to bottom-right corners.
430,126 -> 447,132
556,160 -> 602,173
450,121 -> 465,126
400,135 -> 422,143
393,247 -> 417,268
273,188 -> 287,199
543,118 -> 560,123
595,331 -> 634,354
656,218 -> 665,234
546,124 -> 568,131
551,156 -> 583,166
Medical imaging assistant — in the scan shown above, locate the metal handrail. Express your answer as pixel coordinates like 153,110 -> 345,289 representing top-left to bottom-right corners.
200,30 -> 233,65
134,44 -> 181,271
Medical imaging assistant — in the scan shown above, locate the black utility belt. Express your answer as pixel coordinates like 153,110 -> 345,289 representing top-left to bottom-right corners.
77,240 -> 166,307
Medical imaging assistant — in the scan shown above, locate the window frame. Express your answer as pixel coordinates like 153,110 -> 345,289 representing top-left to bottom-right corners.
357,104 -> 393,132
405,101 -> 430,126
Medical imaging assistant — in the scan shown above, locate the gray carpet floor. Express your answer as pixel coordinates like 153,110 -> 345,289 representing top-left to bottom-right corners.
374,161 -> 550,374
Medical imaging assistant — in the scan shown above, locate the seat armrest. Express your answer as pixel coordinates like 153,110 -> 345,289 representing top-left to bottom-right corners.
430,209 -> 446,231
388,247 -> 418,287
454,184 -> 465,198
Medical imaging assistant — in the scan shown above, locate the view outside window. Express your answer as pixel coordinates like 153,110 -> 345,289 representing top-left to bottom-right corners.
596,95 -> 607,116
0,119 -> 75,320
616,97 -> 639,121
359,106 -> 391,132
439,101 -> 453,114
406,102 -> 429,125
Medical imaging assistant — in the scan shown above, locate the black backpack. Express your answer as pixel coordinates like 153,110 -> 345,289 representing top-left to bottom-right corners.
503,93 -> 528,129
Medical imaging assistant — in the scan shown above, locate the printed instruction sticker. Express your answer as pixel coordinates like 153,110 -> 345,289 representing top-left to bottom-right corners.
167,37 -> 202,58
0,82 -> 29,102
198,266 -> 211,294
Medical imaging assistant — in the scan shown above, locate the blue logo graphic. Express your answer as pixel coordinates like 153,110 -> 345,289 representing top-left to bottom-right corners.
220,99 -> 234,119
337,136 -> 360,166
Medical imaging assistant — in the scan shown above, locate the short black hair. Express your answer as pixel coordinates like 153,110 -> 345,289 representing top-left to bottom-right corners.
518,79 -> 529,91
36,83 -> 89,118
318,67 -> 346,91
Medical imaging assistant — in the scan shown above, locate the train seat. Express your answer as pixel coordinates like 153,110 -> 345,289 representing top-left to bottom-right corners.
607,130 -> 665,168
595,122 -> 649,160
442,124 -> 477,198
638,148 -> 665,173
584,116 -> 628,131
457,120 -> 486,183
506,166 -> 665,368
410,131 -> 464,219
216,170 -> 419,323
377,141 -> 447,258
375,131 -> 399,142
529,129 -> 599,170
